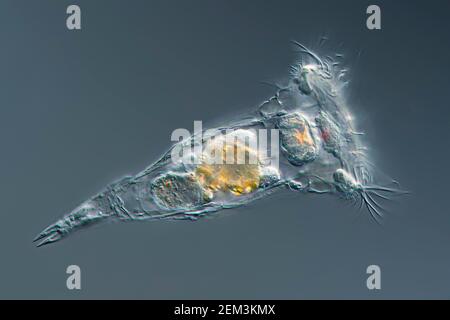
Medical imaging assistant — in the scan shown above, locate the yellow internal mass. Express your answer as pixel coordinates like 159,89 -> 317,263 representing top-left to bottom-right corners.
195,141 -> 261,196
294,128 -> 314,146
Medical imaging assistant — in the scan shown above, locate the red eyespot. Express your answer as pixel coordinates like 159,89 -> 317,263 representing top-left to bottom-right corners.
321,129 -> 330,142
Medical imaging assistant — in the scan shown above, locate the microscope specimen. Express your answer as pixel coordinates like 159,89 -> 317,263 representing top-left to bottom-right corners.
34,42 -> 401,247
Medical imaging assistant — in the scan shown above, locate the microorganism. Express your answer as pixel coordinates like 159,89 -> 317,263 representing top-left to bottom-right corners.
34,42 -> 403,247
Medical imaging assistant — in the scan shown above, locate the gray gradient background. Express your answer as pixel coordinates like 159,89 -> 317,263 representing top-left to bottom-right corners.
0,0 -> 449,299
